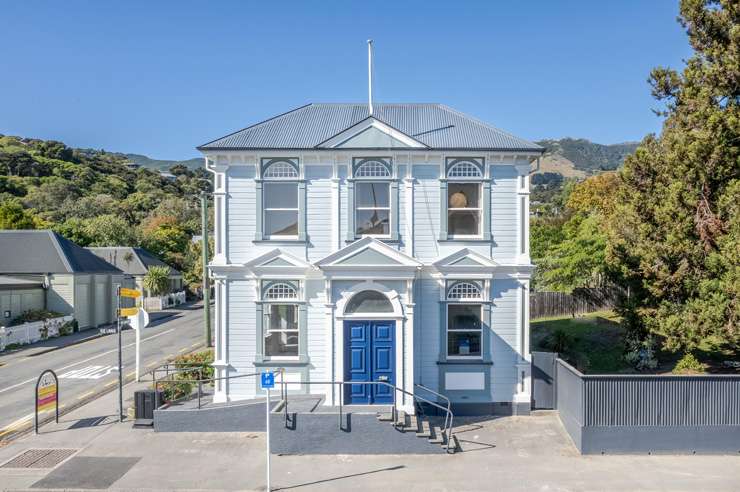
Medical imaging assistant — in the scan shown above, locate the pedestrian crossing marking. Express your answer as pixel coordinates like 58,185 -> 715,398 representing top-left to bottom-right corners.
59,365 -> 119,380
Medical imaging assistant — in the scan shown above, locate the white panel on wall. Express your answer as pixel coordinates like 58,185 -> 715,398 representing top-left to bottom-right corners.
445,372 -> 485,390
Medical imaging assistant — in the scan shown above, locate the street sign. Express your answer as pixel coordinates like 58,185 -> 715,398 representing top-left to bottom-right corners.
35,369 -> 59,433
119,307 -> 139,317
261,372 -> 275,389
119,288 -> 142,298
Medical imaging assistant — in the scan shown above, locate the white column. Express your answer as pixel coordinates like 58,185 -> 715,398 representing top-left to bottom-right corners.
330,159 -> 341,252
212,278 -> 229,403
403,154 -> 414,256
514,279 -> 531,410
323,279 -> 335,406
402,278 -> 415,414
211,160 -> 229,266
515,165 -> 531,265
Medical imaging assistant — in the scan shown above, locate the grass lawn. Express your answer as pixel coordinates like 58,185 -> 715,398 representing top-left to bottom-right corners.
530,310 -> 631,374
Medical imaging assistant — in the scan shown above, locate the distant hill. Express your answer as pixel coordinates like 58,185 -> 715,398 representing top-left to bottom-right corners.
535,138 -> 639,176
121,154 -> 202,171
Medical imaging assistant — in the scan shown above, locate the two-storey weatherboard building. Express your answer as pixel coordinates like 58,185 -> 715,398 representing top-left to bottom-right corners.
198,103 -> 543,415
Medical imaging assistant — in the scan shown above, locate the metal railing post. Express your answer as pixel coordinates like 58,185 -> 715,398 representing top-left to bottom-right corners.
198,380 -> 202,409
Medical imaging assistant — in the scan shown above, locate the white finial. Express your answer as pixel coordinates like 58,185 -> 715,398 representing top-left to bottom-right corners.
367,39 -> 374,116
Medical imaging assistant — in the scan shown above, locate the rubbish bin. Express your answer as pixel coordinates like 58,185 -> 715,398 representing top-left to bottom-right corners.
134,389 -> 162,427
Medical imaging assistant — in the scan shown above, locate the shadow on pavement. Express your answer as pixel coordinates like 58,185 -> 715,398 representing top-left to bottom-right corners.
274,465 -> 405,491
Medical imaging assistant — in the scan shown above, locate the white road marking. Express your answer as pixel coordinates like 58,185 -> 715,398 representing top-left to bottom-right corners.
59,365 -> 119,380
0,327 -> 176,394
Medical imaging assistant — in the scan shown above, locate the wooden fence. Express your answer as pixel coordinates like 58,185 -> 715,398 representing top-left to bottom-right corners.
530,288 -> 620,319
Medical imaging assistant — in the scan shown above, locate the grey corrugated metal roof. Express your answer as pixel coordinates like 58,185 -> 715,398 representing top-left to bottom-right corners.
87,247 -> 181,276
0,230 -> 122,274
198,103 -> 543,152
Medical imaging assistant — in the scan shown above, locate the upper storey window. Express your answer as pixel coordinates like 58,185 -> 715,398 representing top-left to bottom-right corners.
350,158 -> 396,240
441,158 -> 490,241
259,158 -> 303,240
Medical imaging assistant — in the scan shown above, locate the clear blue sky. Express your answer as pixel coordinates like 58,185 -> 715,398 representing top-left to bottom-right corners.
0,1 -> 691,159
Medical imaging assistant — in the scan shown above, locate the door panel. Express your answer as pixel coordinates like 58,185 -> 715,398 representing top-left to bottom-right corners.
344,320 -> 395,404
345,320 -> 370,403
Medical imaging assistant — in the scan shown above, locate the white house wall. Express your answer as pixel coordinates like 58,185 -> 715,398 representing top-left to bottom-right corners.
490,278 -> 520,401
226,279 -> 258,399
491,165 -> 519,260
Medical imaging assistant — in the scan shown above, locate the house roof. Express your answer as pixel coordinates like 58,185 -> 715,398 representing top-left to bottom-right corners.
0,230 -> 122,274
198,103 -> 543,152
86,247 -> 181,276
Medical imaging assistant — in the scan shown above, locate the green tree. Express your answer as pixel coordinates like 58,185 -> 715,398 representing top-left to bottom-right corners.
143,265 -> 171,297
608,0 -> 739,353
83,214 -> 137,246
0,199 -> 36,229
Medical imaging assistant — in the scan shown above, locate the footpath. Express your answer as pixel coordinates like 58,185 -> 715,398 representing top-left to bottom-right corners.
0,381 -> 739,491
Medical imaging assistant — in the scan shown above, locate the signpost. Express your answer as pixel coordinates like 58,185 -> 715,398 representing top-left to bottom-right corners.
35,369 -> 59,433
115,286 -> 143,421
127,308 -> 150,381
261,372 -> 275,492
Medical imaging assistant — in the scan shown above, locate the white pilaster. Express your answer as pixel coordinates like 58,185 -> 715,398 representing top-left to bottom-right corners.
515,165 -> 531,265
403,154 -> 414,257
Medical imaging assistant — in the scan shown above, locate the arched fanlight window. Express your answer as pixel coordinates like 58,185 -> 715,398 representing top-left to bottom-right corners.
264,282 -> 299,300
447,161 -> 483,179
355,160 -> 391,178
447,281 -> 483,300
345,290 -> 394,314
263,161 -> 299,179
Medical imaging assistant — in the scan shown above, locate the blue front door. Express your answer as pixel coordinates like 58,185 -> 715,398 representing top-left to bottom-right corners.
344,320 -> 395,404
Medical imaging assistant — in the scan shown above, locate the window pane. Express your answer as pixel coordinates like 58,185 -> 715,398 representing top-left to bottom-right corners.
268,304 -> 298,330
448,183 -> 479,208
448,210 -> 480,235
265,210 -> 298,236
265,183 -> 298,208
265,331 -> 299,357
447,332 -> 481,357
356,182 -> 389,208
448,304 -> 481,330
356,209 -> 390,235
345,290 -> 393,313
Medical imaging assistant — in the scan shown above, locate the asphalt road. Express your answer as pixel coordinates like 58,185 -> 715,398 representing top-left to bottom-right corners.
0,305 -> 211,441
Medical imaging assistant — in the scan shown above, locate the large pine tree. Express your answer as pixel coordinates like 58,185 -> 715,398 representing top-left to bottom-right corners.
610,0 -> 739,353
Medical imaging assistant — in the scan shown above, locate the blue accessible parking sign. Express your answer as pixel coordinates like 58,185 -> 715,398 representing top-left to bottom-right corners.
261,372 -> 275,389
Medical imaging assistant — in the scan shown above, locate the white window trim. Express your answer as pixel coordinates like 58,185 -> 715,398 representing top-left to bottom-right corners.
446,303 -> 483,360
355,180 -> 392,239
447,181 -> 483,239
264,302 -> 300,360
263,181 -> 299,240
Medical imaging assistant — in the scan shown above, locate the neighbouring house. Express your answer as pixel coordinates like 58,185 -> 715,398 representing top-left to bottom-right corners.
86,247 -> 184,295
198,103 -> 543,415
0,276 -> 45,323
0,230 -> 130,330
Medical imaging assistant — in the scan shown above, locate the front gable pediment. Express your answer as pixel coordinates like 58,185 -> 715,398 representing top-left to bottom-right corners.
244,249 -> 313,276
316,117 -> 428,149
433,248 -> 498,275
316,237 -> 420,278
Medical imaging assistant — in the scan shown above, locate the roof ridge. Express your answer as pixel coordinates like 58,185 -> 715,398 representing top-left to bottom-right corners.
47,230 -> 74,273
196,103 -> 313,150
436,104 -> 543,150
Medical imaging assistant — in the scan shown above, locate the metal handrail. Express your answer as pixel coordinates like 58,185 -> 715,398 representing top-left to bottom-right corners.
414,383 -> 453,445
280,380 -> 456,453
151,366 -> 286,412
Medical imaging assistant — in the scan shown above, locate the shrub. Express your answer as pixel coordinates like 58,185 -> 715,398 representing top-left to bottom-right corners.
673,353 -> 706,374
624,336 -> 658,371
59,320 -> 76,336
545,328 -> 572,354
157,348 -> 214,402
10,309 -> 63,326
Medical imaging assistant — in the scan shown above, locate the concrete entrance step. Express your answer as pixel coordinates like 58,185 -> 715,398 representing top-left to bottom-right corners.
416,419 -> 431,437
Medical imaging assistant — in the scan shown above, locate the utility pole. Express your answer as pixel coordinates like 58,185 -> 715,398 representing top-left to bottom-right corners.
200,192 -> 212,347
116,285 -> 123,422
